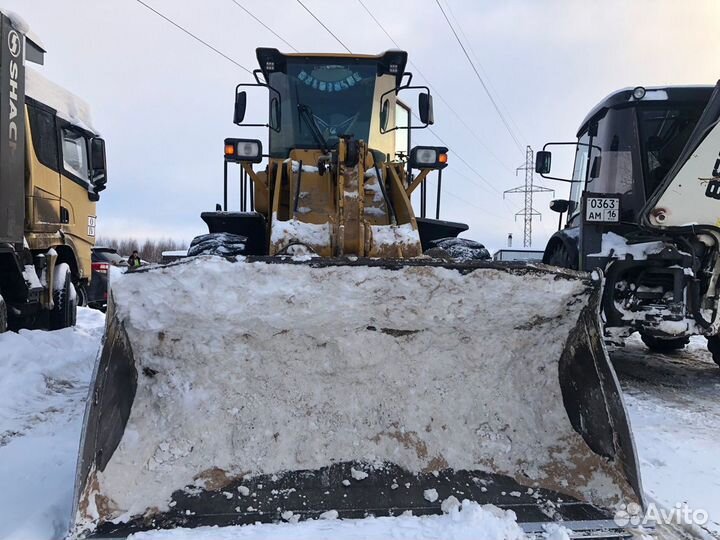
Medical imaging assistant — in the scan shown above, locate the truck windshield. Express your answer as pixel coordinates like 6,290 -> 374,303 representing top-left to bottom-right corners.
269,61 -> 377,157
637,104 -> 706,196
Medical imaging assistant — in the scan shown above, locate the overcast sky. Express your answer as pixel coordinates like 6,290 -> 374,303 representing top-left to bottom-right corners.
5,0 -> 719,251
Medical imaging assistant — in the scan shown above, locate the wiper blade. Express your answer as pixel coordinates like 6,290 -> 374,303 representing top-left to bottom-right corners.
298,104 -> 329,152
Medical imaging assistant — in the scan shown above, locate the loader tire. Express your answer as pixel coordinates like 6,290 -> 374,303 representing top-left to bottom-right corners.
49,263 -> 77,330
546,243 -> 575,269
428,237 -> 490,262
706,336 -> 720,367
188,232 -> 247,257
0,294 -> 7,334
640,332 -> 689,353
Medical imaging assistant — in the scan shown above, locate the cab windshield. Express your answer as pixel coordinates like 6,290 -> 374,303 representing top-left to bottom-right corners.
269,61 -> 377,157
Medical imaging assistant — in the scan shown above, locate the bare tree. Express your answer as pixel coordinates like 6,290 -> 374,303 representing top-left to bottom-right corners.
96,237 -> 188,263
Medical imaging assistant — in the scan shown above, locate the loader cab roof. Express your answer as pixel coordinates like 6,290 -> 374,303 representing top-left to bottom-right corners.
577,85 -> 715,136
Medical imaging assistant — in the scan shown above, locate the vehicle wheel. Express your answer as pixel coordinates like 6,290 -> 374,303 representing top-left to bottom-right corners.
640,332 -> 689,353
427,237 -> 490,262
75,282 -> 88,307
0,294 -> 7,334
49,263 -> 77,330
546,242 -> 574,269
188,232 -> 247,257
706,336 -> 720,367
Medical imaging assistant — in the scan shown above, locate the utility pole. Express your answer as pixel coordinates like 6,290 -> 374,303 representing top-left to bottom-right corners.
503,146 -> 553,248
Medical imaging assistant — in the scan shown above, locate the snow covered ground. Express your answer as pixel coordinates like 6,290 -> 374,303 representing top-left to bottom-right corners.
0,308 -> 718,539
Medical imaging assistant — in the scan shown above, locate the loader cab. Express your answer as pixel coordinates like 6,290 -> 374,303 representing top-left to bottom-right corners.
547,86 -> 712,230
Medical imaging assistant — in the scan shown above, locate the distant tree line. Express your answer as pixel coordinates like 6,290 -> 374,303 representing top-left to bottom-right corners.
96,237 -> 188,263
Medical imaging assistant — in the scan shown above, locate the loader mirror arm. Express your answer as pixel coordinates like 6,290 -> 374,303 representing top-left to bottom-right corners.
379,84 -> 433,134
233,82 -> 282,133
536,142 -> 602,183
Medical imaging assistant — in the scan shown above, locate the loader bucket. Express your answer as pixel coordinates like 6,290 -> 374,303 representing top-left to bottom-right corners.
70,257 -> 642,538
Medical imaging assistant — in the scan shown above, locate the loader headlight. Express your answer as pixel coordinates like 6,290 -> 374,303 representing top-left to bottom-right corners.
224,138 -> 263,163
409,146 -> 449,170
632,86 -> 646,100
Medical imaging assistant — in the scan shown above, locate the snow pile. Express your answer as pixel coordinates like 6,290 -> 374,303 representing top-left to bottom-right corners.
85,258 -> 632,525
127,500 -> 527,540
370,223 -> 420,247
590,232 -> 666,259
0,308 -> 105,540
26,68 -> 96,133
270,213 -> 331,251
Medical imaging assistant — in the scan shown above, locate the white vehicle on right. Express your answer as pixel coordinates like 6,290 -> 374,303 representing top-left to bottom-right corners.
537,82 -> 720,363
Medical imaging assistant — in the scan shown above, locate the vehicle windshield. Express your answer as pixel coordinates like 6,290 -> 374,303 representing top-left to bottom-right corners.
637,104 -> 706,196
93,250 -> 125,265
269,61 -> 378,157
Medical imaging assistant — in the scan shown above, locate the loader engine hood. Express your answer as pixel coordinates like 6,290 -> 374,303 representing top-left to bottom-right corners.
70,257 -> 642,538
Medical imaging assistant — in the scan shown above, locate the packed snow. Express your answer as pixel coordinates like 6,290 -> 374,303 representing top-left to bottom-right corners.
590,232 -> 667,259
80,258 -> 631,530
270,213 -> 331,252
1,270 -> 719,539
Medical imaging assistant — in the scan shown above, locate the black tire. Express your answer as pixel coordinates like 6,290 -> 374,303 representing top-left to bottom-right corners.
546,242 -> 574,269
427,237 -> 490,262
706,336 -> 720,367
640,332 -> 689,353
0,294 -> 7,334
75,282 -> 88,307
188,232 -> 247,257
49,263 -> 77,330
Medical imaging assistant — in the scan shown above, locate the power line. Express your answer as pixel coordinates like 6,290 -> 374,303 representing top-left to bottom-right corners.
229,0 -> 298,52
442,0 -> 527,144
356,0 -> 514,175
294,0 -> 352,53
133,0 -> 251,73
433,0 -> 524,154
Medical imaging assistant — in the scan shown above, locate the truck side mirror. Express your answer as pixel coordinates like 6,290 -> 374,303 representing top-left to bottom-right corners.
549,199 -> 570,214
536,151 -> 552,175
90,137 -> 107,191
418,92 -> 434,125
234,91 -> 247,125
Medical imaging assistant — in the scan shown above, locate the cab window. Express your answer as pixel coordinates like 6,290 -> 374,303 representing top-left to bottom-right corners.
62,129 -> 90,182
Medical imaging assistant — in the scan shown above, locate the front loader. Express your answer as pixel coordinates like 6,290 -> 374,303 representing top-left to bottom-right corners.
71,49 -> 645,539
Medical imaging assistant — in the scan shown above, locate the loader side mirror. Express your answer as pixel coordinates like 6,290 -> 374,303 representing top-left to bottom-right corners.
536,151 -> 552,175
550,199 -> 570,214
90,137 -> 107,191
380,99 -> 390,132
234,91 -> 247,125
269,96 -> 281,131
418,92 -> 434,126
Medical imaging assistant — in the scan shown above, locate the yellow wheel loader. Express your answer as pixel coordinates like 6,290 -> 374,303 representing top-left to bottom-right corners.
0,12 -> 108,334
71,49 -> 645,538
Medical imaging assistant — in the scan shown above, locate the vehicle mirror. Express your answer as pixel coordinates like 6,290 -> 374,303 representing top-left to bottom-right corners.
535,151 -> 552,175
90,138 -> 107,190
380,99 -> 389,132
589,155 -> 601,179
234,91 -> 247,125
549,199 -> 570,213
270,96 -> 281,131
418,92 -> 434,125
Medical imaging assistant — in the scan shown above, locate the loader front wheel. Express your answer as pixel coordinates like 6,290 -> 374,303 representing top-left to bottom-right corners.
546,243 -> 575,269
188,232 -> 248,257
640,332 -> 689,354
706,336 -> 720,367
427,237 -> 490,261
49,263 -> 77,330
0,294 -> 7,333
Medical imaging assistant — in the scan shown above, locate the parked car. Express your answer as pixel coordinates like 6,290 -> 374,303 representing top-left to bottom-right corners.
88,247 -> 127,310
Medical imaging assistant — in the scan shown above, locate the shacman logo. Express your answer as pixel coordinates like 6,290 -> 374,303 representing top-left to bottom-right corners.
614,501 -> 709,528
7,29 -> 20,58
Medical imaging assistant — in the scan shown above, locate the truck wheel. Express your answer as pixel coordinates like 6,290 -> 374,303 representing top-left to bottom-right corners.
546,243 -> 574,269
49,263 -> 77,330
706,336 -> 720,367
640,332 -> 689,353
0,294 -> 7,334
75,282 -> 88,307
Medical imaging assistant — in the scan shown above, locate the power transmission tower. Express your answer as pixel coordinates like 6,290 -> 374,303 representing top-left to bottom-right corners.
503,146 -> 553,247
